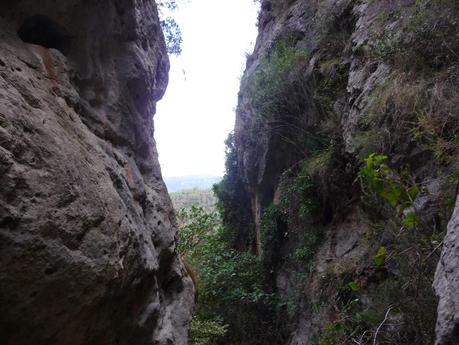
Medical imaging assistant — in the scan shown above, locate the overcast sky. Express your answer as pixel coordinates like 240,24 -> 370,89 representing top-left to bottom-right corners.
155,0 -> 259,178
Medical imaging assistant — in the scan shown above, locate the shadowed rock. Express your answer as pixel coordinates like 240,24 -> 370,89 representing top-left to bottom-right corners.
0,1 -> 194,344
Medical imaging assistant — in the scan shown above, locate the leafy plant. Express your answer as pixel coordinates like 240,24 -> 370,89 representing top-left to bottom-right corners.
320,322 -> 345,345
260,204 -> 283,270
359,153 -> 419,220
248,38 -> 309,121
401,211 -> 419,229
177,203 -> 279,344
213,133 -> 255,248
177,206 -> 219,256
373,246 -> 387,267
189,317 -> 228,345
279,161 -> 317,223
348,281 -> 360,292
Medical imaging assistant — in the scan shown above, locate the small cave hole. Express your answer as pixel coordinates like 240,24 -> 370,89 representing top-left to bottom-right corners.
17,15 -> 72,55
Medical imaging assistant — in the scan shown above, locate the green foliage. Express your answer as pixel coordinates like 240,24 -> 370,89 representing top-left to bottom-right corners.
338,151 -> 456,344
359,153 -> 419,221
279,161 -> 317,223
277,160 -> 324,267
213,133 -> 255,248
177,206 -> 219,256
248,38 -> 309,121
320,322 -> 345,345
293,234 -> 321,263
401,211 -> 419,229
178,205 -> 278,345
315,256 -> 440,345
347,281 -> 360,292
189,317 -> 228,345
177,207 -> 264,306
316,60 -> 349,118
260,205 -> 283,270
372,246 -> 387,267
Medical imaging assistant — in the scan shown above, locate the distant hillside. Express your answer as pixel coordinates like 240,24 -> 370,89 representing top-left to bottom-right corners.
170,188 -> 217,211
164,175 -> 222,193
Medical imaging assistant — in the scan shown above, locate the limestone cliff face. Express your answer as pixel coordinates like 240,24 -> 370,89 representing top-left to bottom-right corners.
231,0 -> 459,343
0,1 -> 193,344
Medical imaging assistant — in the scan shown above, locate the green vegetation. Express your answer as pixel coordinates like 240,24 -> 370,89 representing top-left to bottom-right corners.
213,133 -> 255,248
175,2 -> 459,344
178,206 -> 279,345
359,153 -> 420,220
277,161 -> 325,266
314,152 -> 455,345
260,204 -> 284,270
170,188 -> 217,212
279,162 -> 317,222
248,38 -> 309,122
189,317 -> 227,345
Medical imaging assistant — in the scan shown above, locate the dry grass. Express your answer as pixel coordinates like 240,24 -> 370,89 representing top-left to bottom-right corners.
357,68 -> 459,166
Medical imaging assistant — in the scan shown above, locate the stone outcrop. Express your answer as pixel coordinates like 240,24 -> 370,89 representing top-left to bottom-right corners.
435,197 -> 459,345
0,1 -> 193,344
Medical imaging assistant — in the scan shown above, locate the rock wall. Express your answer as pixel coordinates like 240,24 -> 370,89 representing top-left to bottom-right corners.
434,197 -> 459,345
0,1 -> 193,344
229,0 -> 459,343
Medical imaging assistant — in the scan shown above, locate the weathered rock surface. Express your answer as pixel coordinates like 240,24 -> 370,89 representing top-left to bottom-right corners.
0,1 -> 193,344
231,0 -> 459,343
435,196 -> 459,345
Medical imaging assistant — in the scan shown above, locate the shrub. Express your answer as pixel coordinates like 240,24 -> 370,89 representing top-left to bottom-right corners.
260,204 -> 283,270
190,317 -> 228,345
213,133 -> 255,249
177,206 -> 273,345
329,152 -> 457,345
279,160 -> 321,226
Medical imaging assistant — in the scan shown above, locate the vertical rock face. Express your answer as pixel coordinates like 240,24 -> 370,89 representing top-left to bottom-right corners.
227,0 -> 459,343
434,197 -> 459,345
0,1 -> 194,345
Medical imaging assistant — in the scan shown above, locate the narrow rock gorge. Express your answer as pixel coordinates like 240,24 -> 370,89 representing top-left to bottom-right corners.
0,1 -> 193,344
214,0 -> 459,344
2,0 -> 459,344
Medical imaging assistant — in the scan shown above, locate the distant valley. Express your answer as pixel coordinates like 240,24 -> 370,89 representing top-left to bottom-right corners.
164,175 -> 222,193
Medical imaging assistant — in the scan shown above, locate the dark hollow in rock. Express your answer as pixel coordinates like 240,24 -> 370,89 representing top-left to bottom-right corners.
17,15 -> 72,55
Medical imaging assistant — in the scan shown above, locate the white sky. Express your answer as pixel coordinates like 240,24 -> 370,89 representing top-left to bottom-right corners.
155,0 -> 259,178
